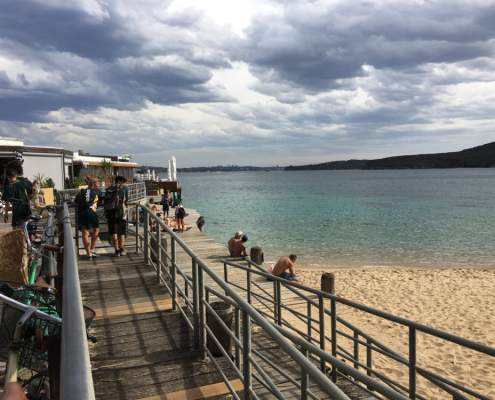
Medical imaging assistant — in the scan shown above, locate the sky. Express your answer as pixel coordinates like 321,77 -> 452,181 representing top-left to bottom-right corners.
1,0 -> 495,167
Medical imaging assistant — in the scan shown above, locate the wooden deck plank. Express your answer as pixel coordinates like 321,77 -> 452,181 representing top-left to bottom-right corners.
94,298 -> 173,319
137,379 -> 243,400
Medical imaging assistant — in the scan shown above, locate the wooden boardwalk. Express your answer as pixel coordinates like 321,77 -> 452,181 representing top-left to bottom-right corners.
78,208 -> 375,399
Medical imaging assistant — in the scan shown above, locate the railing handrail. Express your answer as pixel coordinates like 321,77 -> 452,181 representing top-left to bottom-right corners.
223,259 -> 495,357
56,182 -> 146,205
60,203 -> 95,400
0,293 -> 62,325
140,205 -> 408,400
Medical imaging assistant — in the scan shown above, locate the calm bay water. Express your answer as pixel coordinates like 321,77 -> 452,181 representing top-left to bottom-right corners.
176,169 -> 495,268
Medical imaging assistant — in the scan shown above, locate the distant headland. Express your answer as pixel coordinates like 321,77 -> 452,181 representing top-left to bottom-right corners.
139,142 -> 495,172
285,141 -> 495,170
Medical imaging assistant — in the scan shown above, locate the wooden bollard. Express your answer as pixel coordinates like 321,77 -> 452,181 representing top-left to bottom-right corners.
321,272 -> 335,294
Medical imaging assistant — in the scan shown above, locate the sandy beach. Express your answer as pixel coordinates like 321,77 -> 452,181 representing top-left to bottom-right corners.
298,266 -> 495,399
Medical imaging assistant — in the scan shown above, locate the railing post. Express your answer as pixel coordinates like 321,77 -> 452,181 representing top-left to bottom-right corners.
242,311 -> 252,400
74,206 -> 80,254
300,347 -> 309,400
224,262 -> 228,282
246,267 -> 252,304
135,204 -> 139,254
192,258 -> 199,349
235,307 -> 241,370
353,331 -> 359,370
143,212 -> 149,265
409,327 -> 417,399
198,264 -> 207,359
156,223 -> 161,284
170,237 -> 177,311
307,300 -> 312,341
330,297 -> 337,382
274,279 -> 282,325
318,294 -> 326,373
366,338 -> 373,377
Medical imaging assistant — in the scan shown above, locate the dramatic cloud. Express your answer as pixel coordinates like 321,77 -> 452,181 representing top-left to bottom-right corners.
0,0 -> 494,166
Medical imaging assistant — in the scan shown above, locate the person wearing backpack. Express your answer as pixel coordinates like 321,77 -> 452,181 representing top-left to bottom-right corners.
105,176 -> 129,256
75,177 -> 100,259
2,168 -> 33,228
175,203 -> 186,232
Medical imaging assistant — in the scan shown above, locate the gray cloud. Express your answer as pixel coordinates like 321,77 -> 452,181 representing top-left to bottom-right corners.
0,0 -> 233,121
240,1 -> 495,93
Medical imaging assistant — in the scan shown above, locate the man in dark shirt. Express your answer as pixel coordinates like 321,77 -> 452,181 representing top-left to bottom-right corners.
105,176 -> 129,256
76,177 -> 101,259
2,169 -> 33,228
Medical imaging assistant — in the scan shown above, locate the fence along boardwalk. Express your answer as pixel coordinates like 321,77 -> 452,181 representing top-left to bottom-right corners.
78,208 -> 374,399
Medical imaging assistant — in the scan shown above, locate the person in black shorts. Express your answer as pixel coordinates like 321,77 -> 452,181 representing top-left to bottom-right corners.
104,176 -> 129,256
161,191 -> 170,217
76,177 -> 100,259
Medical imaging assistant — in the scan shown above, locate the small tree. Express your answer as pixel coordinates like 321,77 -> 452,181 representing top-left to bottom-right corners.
33,172 -> 45,186
99,160 -> 113,185
43,178 -> 55,188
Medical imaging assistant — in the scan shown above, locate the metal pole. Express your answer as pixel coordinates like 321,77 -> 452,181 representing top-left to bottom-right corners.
74,206 -> 80,254
192,258 -> 199,349
224,261 -> 228,282
235,307 -> 241,370
171,237 -> 177,311
198,265 -> 207,360
366,338 -> 373,378
330,297 -> 337,382
307,300 -> 312,341
318,294 -> 326,373
143,212 -> 149,265
353,331 -> 359,370
275,279 -> 282,325
246,268 -> 252,304
409,327 -> 417,399
273,280 -> 278,324
156,223 -> 161,284
300,347 -> 309,400
242,311 -> 252,400
135,204 -> 139,254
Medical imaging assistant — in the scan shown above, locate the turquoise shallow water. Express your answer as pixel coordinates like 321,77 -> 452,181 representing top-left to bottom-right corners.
175,169 -> 495,268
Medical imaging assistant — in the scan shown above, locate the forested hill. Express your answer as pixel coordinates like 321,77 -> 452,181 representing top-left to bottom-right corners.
285,142 -> 495,170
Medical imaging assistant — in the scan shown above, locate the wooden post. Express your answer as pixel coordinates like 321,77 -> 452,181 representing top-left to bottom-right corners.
321,272 -> 335,294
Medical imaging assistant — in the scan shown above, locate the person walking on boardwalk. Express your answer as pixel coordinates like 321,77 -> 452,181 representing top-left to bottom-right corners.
175,202 -> 186,232
231,234 -> 248,257
2,168 -> 33,228
228,231 -> 243,256
75,177 -> 100,259
104,176 -> 129,256
272,255 -> 298,281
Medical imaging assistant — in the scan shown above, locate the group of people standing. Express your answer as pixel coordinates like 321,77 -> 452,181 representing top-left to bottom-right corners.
148,191 -> 187,232
76,175 -> 128,259
227,231 -> 299,281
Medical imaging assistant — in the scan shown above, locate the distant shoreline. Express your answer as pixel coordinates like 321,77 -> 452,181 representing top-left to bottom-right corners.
140,141 -> 495,172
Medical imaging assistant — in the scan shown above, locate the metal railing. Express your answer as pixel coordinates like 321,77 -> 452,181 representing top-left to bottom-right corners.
134,205 -> 409,400
222,259 -> 495,400
56,182 -> 146,205
59,203 -> 95,400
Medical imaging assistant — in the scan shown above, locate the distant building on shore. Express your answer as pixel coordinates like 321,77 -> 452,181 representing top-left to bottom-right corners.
0,137 -> 73,190
73,151 -> 139,185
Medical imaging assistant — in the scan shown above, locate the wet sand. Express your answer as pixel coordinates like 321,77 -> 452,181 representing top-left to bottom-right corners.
299,266 -> 495,399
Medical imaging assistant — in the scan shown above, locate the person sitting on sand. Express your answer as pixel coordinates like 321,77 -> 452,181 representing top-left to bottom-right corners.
228,231 -> 243,256
231,235 -> 248,257
272,255 -> 298,281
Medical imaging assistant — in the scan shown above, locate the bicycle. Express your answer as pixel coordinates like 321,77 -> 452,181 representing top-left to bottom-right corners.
0,293 -> 61,400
